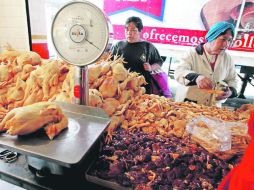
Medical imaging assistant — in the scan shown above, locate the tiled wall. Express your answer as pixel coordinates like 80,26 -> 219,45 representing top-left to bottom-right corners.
0,0 -> 30,52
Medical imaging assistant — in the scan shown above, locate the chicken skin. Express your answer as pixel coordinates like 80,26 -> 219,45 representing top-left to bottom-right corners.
0,102 -> 68,139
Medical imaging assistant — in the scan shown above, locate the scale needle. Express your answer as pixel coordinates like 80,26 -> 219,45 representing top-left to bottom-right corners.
85,38 -> 100,50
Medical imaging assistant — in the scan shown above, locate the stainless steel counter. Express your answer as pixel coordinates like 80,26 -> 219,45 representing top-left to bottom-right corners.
0,148 -> 111,190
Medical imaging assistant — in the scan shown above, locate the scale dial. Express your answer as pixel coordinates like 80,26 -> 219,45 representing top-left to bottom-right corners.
51,1 -> 110,66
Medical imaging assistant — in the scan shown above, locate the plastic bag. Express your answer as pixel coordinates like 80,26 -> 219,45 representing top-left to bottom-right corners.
187,116 -> 249,160
218,111 -> 254,190
186,116 -> 232,152
150,69 -> 172,98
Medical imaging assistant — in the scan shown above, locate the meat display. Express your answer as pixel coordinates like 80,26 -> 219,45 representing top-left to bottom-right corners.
0,49 -> 73,116
88,128 -> 241,190
88,55 -> 147,117
0,102 -> 68,139
103,94 -> 250,159
0,48 -> 253,189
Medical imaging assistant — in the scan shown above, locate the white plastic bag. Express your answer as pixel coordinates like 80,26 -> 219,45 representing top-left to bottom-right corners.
186,116 -> 232,152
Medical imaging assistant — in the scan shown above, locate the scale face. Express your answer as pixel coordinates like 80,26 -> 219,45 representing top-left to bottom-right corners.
51,1 -> 111,66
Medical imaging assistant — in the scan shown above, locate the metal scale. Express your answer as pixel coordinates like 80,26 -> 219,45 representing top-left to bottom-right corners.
0,1 -> 113,188
51,1 -> 113,105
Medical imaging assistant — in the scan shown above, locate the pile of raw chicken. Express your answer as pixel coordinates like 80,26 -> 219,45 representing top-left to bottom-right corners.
0,48 -> 253,145
1,48 -> 254,188
0,48 -> 148,138
0,49 -> 73,139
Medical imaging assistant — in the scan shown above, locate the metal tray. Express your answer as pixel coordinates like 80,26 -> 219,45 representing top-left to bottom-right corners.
0,102 -> 110,168
85,160 -> 132,190
85,174 -> 131,190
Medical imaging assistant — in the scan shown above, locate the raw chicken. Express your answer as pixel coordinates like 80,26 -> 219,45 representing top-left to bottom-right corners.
89,89 -> 103,107
7,77 -> 26,103
112,63 -> 128,82
0,49 -> 21,63
16,51 -> 41,66
0,102 -> 68,140
88,64 -> 102,83
102,98 -> 120,116
99,76 -> 118,98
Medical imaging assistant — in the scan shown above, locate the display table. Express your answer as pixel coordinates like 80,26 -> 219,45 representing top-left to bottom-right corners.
0,148 -> 109,190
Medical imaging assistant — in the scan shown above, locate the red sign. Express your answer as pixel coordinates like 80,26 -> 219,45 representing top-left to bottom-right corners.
232,33 -> 254,52
113,25 -> 206,46
113,25 -> 254,52
104,0 -> 165,21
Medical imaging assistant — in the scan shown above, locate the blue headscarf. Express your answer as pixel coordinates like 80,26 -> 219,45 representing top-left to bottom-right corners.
205,21 -> 235,42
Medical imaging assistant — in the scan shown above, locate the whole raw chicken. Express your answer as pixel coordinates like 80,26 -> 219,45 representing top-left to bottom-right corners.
0,102 -> 68,140
16,51 -> 41,66
99,76 -> 118,98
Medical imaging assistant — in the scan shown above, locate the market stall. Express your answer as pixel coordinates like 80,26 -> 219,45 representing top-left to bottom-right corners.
0,47 -> 253,189
1,1 -> 254,189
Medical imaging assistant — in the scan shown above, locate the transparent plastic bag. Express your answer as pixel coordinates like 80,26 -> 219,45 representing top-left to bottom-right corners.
186,116 -> 232,153
187,116 -> 250,160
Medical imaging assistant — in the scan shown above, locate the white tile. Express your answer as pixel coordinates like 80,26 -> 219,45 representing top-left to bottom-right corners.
0,0 -> 29,51
0,179 -> 25,190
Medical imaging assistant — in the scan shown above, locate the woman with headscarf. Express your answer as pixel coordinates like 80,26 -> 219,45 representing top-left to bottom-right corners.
174,21 -> 238,107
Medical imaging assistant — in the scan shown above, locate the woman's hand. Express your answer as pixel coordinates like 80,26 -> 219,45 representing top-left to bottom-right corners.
144,63 -> 161,72
216,86 -> 232,100
143,62 -> 152,72
196,75 -> 213,89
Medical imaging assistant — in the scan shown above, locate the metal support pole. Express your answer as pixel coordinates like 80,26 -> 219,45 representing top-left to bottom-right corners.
80,66 -> 89,105
233,0 -> 246,41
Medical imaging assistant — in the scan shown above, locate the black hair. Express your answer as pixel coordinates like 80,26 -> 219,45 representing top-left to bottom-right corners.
125,16 -> 143,32
218,28 -> 234,38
